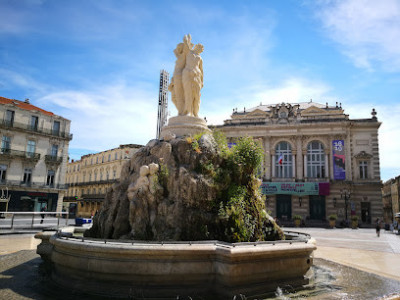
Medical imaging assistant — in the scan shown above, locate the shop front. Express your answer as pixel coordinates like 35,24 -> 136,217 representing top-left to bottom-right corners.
261,182 -> 330,222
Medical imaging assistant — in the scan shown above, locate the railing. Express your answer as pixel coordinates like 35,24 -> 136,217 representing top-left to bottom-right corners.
45,155 -> 63,163
81,194 -> 105,201
0,119 -> 73,140
0,148 -> 40,160
69,179 -> 118,187
0,211 -> 70,230
0,180 -> 68,190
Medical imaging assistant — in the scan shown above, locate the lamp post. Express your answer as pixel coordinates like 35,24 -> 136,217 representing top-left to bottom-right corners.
341,189 -> 351,222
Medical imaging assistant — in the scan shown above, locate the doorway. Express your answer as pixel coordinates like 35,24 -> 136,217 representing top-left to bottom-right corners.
309,195 -> 326,220
276,194 -> 292,220
361,202 -> 371,224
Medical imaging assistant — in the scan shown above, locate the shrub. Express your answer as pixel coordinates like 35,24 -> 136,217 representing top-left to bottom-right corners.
292,214 -> 302,220
328,214 -> 338,221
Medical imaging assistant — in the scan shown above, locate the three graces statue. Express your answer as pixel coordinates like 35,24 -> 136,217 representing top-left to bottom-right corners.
169,34 -> 204,118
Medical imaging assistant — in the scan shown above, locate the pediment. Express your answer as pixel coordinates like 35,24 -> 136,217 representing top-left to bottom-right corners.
354,151 -> 373,159
301,106 -> 327,115
245,109 -> 267,118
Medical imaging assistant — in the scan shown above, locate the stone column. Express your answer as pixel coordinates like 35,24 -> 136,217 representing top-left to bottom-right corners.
303,150 -> 307,179
324,153 -> 329,178
292,151 -> 296,179
263,137 -> 271,180
271,151 -> 276,178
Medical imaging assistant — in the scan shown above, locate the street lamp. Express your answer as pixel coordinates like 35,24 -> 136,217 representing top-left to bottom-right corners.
341,189 -> 351,222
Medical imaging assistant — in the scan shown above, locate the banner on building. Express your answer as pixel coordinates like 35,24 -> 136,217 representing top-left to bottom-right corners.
332,140 -> 346,180
261,182 -> 318,196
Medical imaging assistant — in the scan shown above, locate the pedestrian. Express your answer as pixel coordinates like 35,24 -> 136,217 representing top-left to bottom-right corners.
40,205 -> 47,224
375,218 -> 382,237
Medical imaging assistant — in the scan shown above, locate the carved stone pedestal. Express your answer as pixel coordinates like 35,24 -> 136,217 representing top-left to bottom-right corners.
160,115 -> 211,139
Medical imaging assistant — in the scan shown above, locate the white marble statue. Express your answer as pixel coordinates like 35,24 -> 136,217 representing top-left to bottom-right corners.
169,34 -> 204,117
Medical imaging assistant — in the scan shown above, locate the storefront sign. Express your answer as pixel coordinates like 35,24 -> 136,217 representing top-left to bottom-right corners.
332,140 -> 346,180
261,182 -> 319,196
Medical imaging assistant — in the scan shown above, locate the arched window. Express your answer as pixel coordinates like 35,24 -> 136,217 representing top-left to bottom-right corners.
275,142 -> 292,178
307,141 -> 325,178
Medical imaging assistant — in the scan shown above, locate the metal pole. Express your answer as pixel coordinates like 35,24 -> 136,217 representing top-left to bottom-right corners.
31,213 -> 35,228
57,214 -> 60,228
11,213 -> 15,229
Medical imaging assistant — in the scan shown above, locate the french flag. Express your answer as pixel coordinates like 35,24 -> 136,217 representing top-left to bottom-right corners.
278,155 -> 283,165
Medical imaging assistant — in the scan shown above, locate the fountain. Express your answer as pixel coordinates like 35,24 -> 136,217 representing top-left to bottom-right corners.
36,34 -> 316,299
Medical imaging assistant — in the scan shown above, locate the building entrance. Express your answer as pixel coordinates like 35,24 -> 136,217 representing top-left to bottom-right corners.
276,195 -> 292,220
309,195 -> 326,220
361,202 -> 371,224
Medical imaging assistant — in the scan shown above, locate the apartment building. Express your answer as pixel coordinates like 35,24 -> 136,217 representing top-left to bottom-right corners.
64,144 -> 142,217
0,96 -> 72,212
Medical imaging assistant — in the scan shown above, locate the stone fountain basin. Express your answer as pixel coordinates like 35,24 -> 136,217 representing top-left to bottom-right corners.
37,232 -> 316,298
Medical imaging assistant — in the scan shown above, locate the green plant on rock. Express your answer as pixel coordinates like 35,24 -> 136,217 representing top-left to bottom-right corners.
230,136 -> 264,183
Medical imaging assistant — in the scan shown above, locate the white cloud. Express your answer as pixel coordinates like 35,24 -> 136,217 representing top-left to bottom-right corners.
204,76 -> 334,126
312,0 -> 400,72
37,82 -> 158,153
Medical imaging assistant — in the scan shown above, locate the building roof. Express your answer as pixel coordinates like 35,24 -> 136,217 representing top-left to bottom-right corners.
245,101 -> 330,113
0,96 -> 54,116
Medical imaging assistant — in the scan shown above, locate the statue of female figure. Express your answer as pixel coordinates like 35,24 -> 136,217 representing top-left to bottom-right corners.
169,41 -> 190,115
182,38 -> 204,117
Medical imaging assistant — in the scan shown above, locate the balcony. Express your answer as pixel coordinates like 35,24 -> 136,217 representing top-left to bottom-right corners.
0,119 -> 73,140
45,155 -> 63,164
0,148 -> 40,161
0,179 -> 68,190
72,179 -> 118,186
81,194 -> 106,201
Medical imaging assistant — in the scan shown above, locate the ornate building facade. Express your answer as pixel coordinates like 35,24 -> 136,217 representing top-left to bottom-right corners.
382,176 -> 400,224
0,96 -> 72,212
220,101 -> 382,227
64,144 -> 142,217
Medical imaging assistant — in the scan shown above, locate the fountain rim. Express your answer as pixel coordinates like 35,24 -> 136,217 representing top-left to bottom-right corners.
54,230 -> 312,247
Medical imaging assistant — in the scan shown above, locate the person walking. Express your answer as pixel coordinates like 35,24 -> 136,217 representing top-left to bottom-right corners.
40,205 -> 47,224
375,218 -> 382,237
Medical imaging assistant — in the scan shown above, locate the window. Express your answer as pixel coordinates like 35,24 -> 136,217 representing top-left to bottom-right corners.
30,116 -> 38,131
307,141 -> 325,178
113,170 -> 116,179
359,161 -> 368,179
47,170 -> 55,186
5,110 -> 15,126
26,140 -> 36,157
106,171 -> 109,180
52,121 -> 60,136
108,154 -> 111,161
96,157 -> 98,164
1,136 -> 11,153
89,173 -> 92,182
0,165 -> 7,182
102,156 -> 104,163
51,144 -> 58,158
115,152 -> 118,160
275,142 -> 293,178
100,172 -> 103,181
23,168 -> 32,184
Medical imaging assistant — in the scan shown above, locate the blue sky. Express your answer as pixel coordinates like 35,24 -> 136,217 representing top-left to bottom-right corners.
0,0 -> 399,181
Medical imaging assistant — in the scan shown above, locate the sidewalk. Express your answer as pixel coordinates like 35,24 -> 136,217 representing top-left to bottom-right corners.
294,227 -> 400,281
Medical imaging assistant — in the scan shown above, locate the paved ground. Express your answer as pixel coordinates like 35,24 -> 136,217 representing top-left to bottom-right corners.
0,227 -> 399,299
293,227 -> 400,281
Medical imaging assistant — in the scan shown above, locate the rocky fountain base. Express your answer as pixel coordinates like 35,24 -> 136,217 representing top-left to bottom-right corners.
37,132 -> 316,298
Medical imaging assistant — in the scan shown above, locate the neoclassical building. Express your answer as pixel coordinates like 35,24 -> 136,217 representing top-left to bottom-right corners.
64,144 -> 142,217
382,176 -> 400,224
219,101 -> 382,227
0,96 -> 72,212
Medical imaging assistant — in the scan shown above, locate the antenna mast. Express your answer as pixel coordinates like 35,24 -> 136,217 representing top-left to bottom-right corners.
156,70 -> 169,139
